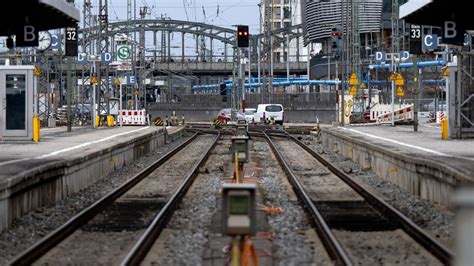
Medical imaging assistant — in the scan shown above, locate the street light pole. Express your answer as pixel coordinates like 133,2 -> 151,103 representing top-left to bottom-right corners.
92,60 -> 97,128
119,82 -> 123,127
328,55 -> 331,80
307,44 -> 310,80
391,55 -> 395,126
335,59 -> 339,124
286,34 -> 290,82
413,55 -> 419,131
66,56 -> 73,132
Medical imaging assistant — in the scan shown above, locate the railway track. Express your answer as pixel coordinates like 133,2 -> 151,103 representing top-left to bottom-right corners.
185,122 -> 312,135
10,132 -> 219,265
261,131 -> 454,265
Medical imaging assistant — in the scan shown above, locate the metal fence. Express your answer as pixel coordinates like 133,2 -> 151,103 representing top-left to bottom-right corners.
149,92 -> 336,111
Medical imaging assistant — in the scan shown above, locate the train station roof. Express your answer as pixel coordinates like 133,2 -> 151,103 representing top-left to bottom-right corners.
400,0 -> 473,29
0,0 -> 80,36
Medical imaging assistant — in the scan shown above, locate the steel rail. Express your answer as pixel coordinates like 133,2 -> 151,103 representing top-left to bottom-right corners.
10,133 -> 201,266
121,132 -> 220,265
287,134 -> 455,265
262,132 -> 353,266
186,127 -> 234,135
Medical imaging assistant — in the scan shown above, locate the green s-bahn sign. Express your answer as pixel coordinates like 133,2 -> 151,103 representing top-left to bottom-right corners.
117,45 -> 131,61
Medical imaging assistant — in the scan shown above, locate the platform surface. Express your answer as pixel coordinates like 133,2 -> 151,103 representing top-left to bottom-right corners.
324,123 -> 474,181
334,124 -> 474,159
0,126 -> 181,180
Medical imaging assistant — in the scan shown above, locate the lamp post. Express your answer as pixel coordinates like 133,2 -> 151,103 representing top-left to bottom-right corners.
88,54 -> 99,128
366,49 -> 374,109
390,54 -> 396,126
323,54 -> 338,123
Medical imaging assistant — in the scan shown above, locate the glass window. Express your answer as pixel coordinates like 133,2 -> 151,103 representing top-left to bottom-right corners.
6,74 -> 26,130
245,109 -> 256,115
265,105 -> 283,112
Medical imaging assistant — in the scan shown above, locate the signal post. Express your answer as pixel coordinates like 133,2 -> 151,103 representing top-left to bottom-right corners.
331,26 -> 343,125
236,25 -> 249,112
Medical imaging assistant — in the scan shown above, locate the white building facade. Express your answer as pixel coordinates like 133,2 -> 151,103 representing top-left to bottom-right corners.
259,0 -> 308,63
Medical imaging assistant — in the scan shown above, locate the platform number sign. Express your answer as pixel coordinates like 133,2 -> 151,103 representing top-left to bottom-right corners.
410,25 -> 421,39
65,26 -> 78,56
409,24 -> 422,54
15,25 -> 39,47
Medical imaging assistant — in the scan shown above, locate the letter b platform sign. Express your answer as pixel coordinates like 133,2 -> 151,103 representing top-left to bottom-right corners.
16,25 -> 38,47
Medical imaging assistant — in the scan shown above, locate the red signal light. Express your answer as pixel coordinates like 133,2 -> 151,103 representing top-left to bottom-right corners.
237,25 -> 249,47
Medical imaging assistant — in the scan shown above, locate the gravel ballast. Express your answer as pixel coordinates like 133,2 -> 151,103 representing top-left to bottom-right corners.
141,138 -> 229,265
301,133 -> 454,248
36,134 -> 216,264
0,132 -> 189,264
253,140 -> 331,265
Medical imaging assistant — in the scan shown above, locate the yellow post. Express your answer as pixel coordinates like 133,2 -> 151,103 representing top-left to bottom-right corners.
441,117 -> 448,140
234,151 -> 239,183
231,237 -> 240,266
33,114 -> 40,142
95,115 -> 100,127
107,115 -> 115,127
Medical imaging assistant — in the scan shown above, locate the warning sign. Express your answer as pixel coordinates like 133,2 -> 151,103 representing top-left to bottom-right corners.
114,76 -> 121,86
90,75 -> 98,85
34,65 -> 41,77
442,67 -> 449,77
388,72 -> 396,81
349,86 -> 357,96
395,73 -> 405,86
396,86 -> 404,97
349,72 -> 358,86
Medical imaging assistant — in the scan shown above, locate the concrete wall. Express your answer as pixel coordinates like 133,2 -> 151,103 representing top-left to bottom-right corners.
147,92 -> 337,123
321,128 -> 460,207
0,128 -> 184,231
150,109 -> 336,123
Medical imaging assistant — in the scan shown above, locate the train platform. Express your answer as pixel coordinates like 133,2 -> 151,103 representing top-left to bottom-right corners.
320,124 -> 474,207
0,125 -> 184,231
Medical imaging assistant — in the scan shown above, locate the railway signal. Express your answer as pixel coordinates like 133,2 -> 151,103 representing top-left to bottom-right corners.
330,26 -> 342,59
237,25 -> 249,48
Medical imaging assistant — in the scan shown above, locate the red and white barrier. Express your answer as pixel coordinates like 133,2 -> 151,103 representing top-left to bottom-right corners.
118,109 -> 148,126
377,105 -> 414,124
370,103 -> 412,121
436,111 -> 446,123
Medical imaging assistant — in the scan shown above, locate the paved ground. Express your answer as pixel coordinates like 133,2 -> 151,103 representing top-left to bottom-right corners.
332,124 -> 474,160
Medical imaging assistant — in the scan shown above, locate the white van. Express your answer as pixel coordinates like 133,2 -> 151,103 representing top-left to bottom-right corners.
254,104 -> 284,125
